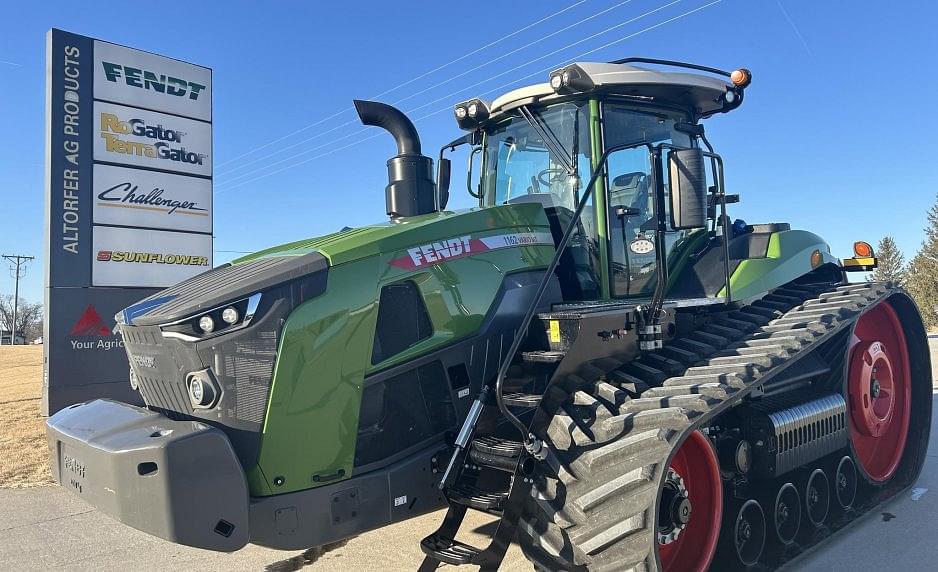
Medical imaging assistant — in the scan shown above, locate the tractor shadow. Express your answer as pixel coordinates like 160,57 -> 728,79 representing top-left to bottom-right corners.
264,539 -> 350,572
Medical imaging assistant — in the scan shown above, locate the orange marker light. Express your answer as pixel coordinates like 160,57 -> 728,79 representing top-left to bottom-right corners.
730,68 -> 752,88
811,249 -> 823,268
853,241 -> 874,258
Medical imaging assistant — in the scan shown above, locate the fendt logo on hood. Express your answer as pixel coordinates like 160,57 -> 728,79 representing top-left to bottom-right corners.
389,232 -> 554,270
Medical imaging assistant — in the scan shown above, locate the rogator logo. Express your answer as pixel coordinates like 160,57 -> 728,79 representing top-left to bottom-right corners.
99,112 -> 207,166
97,249 -> 209,267
389,232 -> 554,270
68,305 -> 124,351
97,181 -> 208,216
101,62 -> 207,101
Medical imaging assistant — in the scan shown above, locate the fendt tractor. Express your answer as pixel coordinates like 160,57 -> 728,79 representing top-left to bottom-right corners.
48,58 -> 931,571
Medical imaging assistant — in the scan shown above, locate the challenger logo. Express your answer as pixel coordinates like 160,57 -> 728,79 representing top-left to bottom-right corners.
100,112 -> 207,166
97,250 -> 209,267
97,182 -> 208,216
389,232 -> 554,270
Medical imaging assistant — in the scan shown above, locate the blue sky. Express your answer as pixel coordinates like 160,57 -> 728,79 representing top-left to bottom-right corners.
2,0 -> 937,303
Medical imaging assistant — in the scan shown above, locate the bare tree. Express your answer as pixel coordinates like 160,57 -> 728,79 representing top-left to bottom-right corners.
0,295 -> 43,343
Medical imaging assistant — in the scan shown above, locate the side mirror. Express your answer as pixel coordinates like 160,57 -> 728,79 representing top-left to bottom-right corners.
437,158 -> 451,209
668,148 -> 708,230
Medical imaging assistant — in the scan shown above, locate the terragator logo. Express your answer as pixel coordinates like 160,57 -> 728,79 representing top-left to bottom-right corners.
101,62 -> 206,101
100,112 -> 206,166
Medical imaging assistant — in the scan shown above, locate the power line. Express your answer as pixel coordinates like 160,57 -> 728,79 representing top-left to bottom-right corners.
216,0 -> 682,190
217,0 -> 640,182
216,0 -> 724,195
214,0 -> 589,172
2,254 -> 34,345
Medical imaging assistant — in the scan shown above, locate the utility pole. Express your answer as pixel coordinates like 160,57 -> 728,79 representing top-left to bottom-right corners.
2,254 -> 34,345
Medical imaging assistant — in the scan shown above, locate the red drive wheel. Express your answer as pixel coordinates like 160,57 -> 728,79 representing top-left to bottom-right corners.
658,431 -> 722,572
848,301 -> 912,483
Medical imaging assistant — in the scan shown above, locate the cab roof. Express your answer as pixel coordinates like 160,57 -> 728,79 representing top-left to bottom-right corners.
488,61 -> 741,121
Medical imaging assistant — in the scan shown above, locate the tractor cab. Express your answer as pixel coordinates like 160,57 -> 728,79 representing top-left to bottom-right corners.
444,58 -> 753,308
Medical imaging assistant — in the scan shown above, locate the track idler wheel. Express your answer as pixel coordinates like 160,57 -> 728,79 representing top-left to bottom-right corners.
802,468 -> 831,527
657,431 -> 722,572
833,455 -> 858,510
847,301 -> 912,483
771,483 -> 801,545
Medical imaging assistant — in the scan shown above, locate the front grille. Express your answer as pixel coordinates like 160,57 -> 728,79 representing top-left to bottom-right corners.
122,322 -> 279,426
223,332 -> 278,424
122,324 -> 197,421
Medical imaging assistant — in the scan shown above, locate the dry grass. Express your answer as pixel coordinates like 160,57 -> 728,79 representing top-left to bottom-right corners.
0,345 -> 54,488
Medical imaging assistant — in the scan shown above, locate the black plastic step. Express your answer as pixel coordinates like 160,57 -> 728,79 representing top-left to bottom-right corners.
503,392 -> 541,408
420,533 -> 482,565
448,483 -> 508,512
472,436 -> 523,457
469,437 -> 522,472
522,350 -> 565,364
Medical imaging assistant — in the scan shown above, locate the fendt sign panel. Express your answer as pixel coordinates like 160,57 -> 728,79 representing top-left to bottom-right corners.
44,28 -> 213,415
93,40 -> 212,121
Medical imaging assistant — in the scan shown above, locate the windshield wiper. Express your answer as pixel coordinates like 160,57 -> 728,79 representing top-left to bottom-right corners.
518,105 -> 575,174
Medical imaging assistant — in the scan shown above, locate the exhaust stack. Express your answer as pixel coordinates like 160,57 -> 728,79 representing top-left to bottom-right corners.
354,100 -> 436,218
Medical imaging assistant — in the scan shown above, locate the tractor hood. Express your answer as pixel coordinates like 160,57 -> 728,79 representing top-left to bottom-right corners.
119,203 -> 547,328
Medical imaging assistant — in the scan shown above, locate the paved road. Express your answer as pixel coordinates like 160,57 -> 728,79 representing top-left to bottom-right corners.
3,340 -> 937,571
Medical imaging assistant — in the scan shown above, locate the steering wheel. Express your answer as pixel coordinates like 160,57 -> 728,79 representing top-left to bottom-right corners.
536,167 -> 567,188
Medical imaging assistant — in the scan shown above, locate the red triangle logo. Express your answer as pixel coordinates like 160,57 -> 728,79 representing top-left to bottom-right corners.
69,305 -> 112,337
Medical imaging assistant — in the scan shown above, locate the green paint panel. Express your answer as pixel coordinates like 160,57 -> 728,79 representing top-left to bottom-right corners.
589,99 -> 611,299
722,230 -> 837,300
235,203 -> 548,266
248,204 -> 555,496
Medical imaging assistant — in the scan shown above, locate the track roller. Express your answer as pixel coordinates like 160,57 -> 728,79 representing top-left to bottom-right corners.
771,483 -> 801,545
720,498 -> 766,568
802,468 -> 831,527
833,455 -> 858,510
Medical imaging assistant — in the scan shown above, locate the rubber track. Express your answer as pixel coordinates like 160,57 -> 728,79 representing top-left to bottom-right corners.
517,282 -> 898,572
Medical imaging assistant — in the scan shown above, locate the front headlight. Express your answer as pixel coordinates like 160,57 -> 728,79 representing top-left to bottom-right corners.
159,292 -> 261,341
187,369 -> 220,408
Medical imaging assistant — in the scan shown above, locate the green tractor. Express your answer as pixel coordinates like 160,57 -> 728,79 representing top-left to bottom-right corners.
48,58 -> 931,571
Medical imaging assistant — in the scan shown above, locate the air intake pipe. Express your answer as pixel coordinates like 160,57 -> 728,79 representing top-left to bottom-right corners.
354,100 -> 437,218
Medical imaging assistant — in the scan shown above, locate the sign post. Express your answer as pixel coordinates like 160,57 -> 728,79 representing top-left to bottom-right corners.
44,29 -> 213,415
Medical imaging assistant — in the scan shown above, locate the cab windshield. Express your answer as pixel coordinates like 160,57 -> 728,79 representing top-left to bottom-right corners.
481,101 -> 593,210
481,101 -> 600,299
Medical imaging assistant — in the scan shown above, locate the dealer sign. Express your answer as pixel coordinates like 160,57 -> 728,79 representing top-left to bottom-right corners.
45,28 -> 213,415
